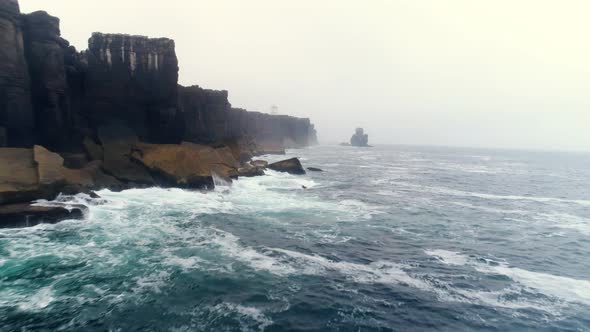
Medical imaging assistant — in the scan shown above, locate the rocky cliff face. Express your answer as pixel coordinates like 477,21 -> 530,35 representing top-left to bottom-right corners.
0,0 -> 318,201
179,85 -> 318,149
22,11 -> 70,150
0,1 -> 317,152
85,33 -> 183,144
0,0 -> 33,147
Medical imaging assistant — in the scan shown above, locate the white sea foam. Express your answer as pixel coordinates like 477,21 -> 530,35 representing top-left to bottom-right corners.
426,249 -> 590,306
398,182 -> 590,207
208,303 -> 274,331
534,212 -> 590,235
424,249 -> 470,266
0,287 -> 56,312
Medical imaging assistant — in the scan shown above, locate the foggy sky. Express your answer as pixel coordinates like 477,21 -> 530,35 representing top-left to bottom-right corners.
20,0 -> 590,151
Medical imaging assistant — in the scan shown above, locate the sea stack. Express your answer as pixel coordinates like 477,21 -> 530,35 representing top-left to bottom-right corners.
350,128 -> 369,147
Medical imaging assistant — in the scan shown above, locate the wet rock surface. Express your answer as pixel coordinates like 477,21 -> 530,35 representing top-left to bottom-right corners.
0,202 -> 86,228
268,158 -> 306,175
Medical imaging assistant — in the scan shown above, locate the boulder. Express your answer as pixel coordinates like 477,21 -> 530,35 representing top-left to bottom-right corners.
268,158 -> 306,175
0,203 -> 87,228
130,142 -> 239,188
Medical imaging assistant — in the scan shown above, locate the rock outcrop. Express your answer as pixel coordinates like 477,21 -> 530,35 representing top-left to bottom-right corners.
268,158 -> 306,175
350,128 -> 369,147
0,144 -> 121,206
0,203 -> 86,228
130,142 -> 239,188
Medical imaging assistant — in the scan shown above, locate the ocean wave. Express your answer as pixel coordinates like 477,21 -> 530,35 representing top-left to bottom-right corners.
398,183 -> 590,207
533,213 -> 590,235
426,249 -> 590,307
190,303 -> 274,332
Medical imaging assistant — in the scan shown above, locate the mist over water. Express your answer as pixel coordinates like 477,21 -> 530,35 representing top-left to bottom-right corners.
1,145 -> 589,331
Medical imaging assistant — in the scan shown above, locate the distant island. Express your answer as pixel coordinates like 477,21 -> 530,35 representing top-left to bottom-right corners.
340,128 -> 371,147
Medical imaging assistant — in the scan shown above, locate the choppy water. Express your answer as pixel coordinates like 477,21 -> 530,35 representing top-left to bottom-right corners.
1,145 -> 590,331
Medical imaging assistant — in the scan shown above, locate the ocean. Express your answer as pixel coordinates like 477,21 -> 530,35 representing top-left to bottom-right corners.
1,145 -> 589,331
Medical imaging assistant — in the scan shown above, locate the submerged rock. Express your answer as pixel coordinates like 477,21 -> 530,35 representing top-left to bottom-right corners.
307,167 -> 324,172
268,158 -> 306,175
0,203 -> 87,228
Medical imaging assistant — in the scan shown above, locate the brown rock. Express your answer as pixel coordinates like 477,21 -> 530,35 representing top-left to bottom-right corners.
268,158 -> 306,175
238,164 -> 265,177
130,142 -> 239,188
34,145 -> 67,186
251,160 -> 269,168
0,148 -> 40,204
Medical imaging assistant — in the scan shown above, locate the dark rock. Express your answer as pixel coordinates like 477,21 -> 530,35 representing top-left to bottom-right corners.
88,191 -> 100,199
179,86 -> 318,150
85,33 -> 183,143
0,203 -> 86,228
350,128 -> 369,147
0,0 -> 35,147
22,11 -> 70,150
61,152 -> 88,169
83,137 -> 104,161
268,158 -> 306,175
98,124 -> 155,184
307,167 -> 324,172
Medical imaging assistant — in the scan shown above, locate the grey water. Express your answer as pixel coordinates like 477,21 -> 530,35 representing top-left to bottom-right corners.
1,145 -> 589,331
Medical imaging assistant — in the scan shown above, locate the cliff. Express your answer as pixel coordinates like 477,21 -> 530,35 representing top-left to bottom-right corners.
0,0 -> 318,219
0,0 -> 34,146
0,0 -> 317,152
179,85 -> 317,150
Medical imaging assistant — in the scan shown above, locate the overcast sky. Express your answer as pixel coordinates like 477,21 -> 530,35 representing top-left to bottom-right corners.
20,0 -> 590,151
